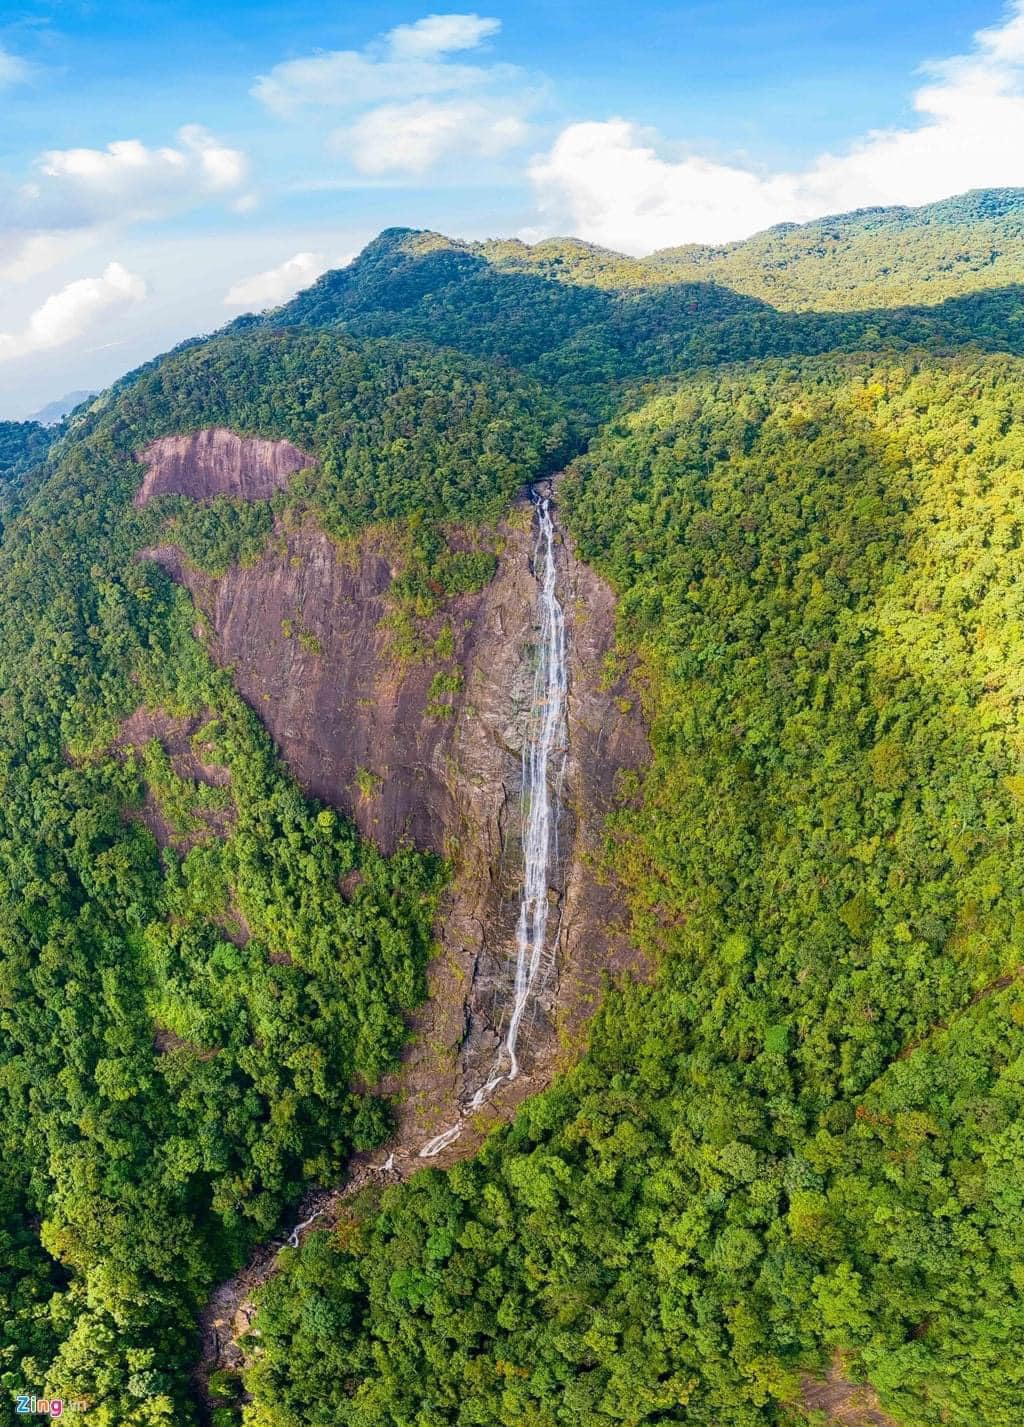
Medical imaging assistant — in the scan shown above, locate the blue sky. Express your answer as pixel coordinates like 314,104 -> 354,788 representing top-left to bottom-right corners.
1,0 -> 1022,416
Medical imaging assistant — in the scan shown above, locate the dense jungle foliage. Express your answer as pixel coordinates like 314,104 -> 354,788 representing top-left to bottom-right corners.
0,421 -> 55,536
0,421 -> 52,485
0,331 -> 560,1423
240,353 -> 1024,1427
273,194 -> 1024,420
4,191 -> 1024,1427
647,188 -> 1024,311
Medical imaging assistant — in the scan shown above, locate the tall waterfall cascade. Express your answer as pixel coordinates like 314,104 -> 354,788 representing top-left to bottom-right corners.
420,490 -> 568,1158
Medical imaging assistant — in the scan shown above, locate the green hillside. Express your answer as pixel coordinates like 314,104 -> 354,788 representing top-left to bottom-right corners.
245,351 -> 1024,1427
271,204 -> 1024,419
3,190 -> 1024,1426
0,420 -> 55,535
0,420 -> 53,484
0,330 -> 558,1424
646,189 -> 1024,311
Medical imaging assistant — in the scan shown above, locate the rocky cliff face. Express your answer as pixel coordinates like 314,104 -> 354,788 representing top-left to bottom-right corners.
138,433 -> 647,1164
135,428 -> 313,507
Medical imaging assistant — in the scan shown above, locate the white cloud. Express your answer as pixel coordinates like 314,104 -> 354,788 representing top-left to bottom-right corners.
223,251 -> 339,309
176,124 -> 247,190
343,98 -> 527,174
0,128 -> 248,297
0,45 -> 30,87
529,2 -> 1024,252
388,13 -> 500,58
0,262 -> 146,362
252,12 -> 506,115
33,126 -> 247,224
255,12 -> 530,176
529,121 -> 786,250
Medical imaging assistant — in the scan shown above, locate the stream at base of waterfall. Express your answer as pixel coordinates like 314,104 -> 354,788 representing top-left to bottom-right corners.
419,487 -> 568,1158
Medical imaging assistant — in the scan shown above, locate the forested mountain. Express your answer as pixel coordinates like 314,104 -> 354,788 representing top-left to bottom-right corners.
0,419 -> 54,493
271,201 -> 1024,420
647,188 -> 1024,310
0,420 -> 54,486
3,190 -> 1024,1427
0,422 -> 56,538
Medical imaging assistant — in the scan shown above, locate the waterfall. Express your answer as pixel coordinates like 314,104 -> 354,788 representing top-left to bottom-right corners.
469,492 -> 567,1104
420,489 -> 568,1158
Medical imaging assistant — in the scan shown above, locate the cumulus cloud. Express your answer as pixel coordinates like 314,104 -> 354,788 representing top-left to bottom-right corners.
0,263 -> 146,362
33,125 -> 247,224
529,2 -> 1024,252
253,11 -> 528,175
252,12 -> 506,114
344,98 -> 527,173
0,231 -> 95,284
388,13 -> 501,58
0,124 -> 248,299
223,251 -> 340,309
0,126 -> 250,287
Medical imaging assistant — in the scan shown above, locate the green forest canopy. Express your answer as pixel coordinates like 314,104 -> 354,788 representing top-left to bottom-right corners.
2,190 -> 1024,1426
267,209 -> 1024,425
646,188 -> 1024,311
244,351 -> 1024,1427
0,329 -> 561,1424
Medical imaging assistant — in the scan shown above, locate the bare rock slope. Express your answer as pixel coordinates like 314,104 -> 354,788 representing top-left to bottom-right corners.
135,433 -> 649,1396
798,1355 -> 902,1427
138,431 -> 647,1148
135,428 -> 313,507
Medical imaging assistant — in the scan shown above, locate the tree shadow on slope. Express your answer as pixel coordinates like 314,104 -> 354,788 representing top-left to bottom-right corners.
262,230 -> 1024,419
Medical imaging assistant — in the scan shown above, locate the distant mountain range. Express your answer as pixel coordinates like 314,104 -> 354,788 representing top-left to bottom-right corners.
28,388 -> 96,426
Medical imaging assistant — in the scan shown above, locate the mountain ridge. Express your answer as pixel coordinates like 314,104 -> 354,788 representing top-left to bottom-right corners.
2,187 -> 1024,1427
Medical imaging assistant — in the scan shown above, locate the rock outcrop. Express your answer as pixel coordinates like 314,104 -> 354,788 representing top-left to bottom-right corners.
798,1355 -> 901,1427
144,438 -> 651,1404
142,476 -> 648,1157
114,704 -> 234,852
135,428 -> 314,507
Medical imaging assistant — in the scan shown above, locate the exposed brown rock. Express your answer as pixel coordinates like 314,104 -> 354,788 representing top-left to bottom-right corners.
145,483 -> 647,1140
154,1028 -> 219,1060
134,427 -> 313,508
798,1354 -> 902,1427
117,705 -> 230,787
151,476 -> 651,1410
557,514 -> 653,1038
214,902 -> 251,948
398,482 -> 650,1147
338,869 -> 366,901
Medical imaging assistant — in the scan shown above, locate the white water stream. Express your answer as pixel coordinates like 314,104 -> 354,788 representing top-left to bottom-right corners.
420,490 -> 568,1158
